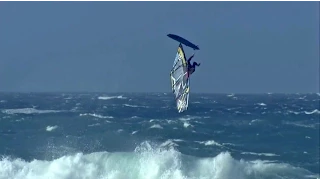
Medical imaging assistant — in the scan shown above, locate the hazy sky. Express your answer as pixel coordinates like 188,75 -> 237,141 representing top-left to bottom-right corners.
0,1 -> 319,93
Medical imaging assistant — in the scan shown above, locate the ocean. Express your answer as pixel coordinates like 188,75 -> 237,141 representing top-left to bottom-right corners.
0,92 -> 319,179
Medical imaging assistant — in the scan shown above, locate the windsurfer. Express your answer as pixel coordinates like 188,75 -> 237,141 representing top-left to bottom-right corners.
187,53 -> 200,76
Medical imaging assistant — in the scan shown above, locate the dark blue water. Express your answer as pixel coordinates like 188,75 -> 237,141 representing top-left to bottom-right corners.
0,92 -> 319,178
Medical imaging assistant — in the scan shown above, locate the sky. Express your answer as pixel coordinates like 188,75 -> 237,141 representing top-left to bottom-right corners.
0,1 -> 319,93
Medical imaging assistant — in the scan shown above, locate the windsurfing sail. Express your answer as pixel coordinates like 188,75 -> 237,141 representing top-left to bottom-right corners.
167,34 -> 200,50
170,43 -> 190,113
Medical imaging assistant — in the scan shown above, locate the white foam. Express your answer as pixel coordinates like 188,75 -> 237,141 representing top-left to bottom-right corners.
123,104 -> 148,108
304,109 -> 320,115
166,120 -> 174,124
249,119 -> 263,125
98,95 -> 126,100
15,118 -> 25,122
298,96 -> 306,100
0,143 -> 316,179
196,140 -> 237,150
124,104 -> 138,108
179,117 -> 192,121
288,110 -> 301,115
70,107 -> 78,112
79,113 -> 113,119
196,140 -> 223,147
178,116 -> 200,121
284,121 -> 317,129
46,125 -> 58,132
88,123 -> 100,127
222,143 -> 239,147
149,124 -> 163,129
1,116 -> 11,119
257,103 -> 267,106
172,139 -> 185,142
235,111 -> 242,114
183,122 -> 192,128
2,108 -> 62,115
241,151 -> 280,157
160,140 -> 179,148
227,107 -> 241,111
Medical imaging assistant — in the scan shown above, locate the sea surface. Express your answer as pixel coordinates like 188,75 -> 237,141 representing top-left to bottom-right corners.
0,92 -> 319,179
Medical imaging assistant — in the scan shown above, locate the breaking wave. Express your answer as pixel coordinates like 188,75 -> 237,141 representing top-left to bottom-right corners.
0,142 -> 317,179
79,113 -> 113,119
123,104 -> 149,108
1,108 -> 62,115
97,95 -> 126,100
46,125 -> 58,132
304,109 -> 320,115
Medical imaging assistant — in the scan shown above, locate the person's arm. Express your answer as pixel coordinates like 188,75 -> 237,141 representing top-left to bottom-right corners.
187,53 -> 195,62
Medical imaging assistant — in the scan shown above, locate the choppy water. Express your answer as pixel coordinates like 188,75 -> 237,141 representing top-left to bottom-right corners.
0,92 -> 319,178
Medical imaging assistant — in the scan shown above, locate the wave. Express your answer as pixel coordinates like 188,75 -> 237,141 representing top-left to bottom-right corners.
160,140 -> 179,148
98,95 -> 126,100
304,109 -> 320,115
1,108 -> 62,115
241,152 -> 280,157
196,140 -> 223,147
195,140 -> 239,150
123,104 -> 149,108
88,123 -> 101,127
79,113 -> 113,119
46,125 -> 58,132
178,115 -> 200,121
256,103 -> 267,106
149,124 -> 163,129
0,142 -> 317,179
283,121 -> 318,129
183,122 -> 192,128
287,110 -> 301,115
249,119 -> 264,125
131,130 -> 139,135
286,109 -> 320,115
